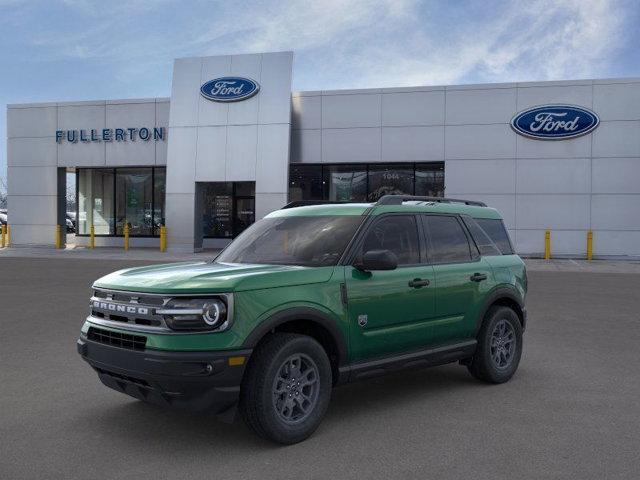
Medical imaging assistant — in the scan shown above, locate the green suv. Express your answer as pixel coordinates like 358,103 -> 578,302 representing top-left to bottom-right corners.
78,195 -> 527,444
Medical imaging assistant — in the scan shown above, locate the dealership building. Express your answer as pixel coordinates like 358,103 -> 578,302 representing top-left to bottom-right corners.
6,51 -> 640,257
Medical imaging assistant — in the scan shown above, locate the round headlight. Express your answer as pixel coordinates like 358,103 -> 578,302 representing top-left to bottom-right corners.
159,297 -> 230,331
203,300 -> 227,326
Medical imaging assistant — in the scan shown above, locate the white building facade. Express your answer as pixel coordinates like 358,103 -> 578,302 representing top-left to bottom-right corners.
6,52 -> 640,257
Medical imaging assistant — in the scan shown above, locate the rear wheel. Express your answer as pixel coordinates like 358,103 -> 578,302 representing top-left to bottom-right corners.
239,333 -> 332,444
467,306 -> 523,383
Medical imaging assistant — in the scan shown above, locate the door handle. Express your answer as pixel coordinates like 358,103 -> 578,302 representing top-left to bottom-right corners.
408,278 -> 430,288
470,272 -> 487,282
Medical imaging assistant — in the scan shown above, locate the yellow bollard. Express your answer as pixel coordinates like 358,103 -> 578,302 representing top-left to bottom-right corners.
90,224 -> 95,249
544,229 -> 551,260
124,224 -> 130,251
55,225 -> 62,249
1,224 -> 6,248
587,230 -> 593,261
6,224 -> 10,246
160,226 -> 167,252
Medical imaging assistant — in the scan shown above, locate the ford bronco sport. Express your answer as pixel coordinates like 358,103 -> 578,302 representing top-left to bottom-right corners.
78,195 -> 527,444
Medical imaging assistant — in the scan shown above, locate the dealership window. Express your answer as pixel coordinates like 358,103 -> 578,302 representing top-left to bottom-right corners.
200,182 -> 255,239
288,162 -> 444,202
289,165 -> 323,202
415,163 -> 445,197
115,169 -> 153,236
367,163 -> 414,201
77,169 -> 115,235
154,169 -> 166,232
77,167 -> 166,237
323,164 -> 367,201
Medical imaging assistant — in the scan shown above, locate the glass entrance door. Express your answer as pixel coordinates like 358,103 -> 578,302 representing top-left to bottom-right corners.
201,182 -> 256,239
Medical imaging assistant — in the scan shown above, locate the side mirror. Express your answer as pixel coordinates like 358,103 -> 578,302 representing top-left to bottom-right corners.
354,249 -> 398,271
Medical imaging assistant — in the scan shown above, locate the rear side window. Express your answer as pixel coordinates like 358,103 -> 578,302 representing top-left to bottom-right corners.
360,215 -> 420,265
462,216 -> 502,256
474,218 -> 513,254
424,215 -> 472,264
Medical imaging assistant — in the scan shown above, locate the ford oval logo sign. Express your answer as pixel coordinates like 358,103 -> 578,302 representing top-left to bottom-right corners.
200,77 -> 260,102
511,105 -> 599,140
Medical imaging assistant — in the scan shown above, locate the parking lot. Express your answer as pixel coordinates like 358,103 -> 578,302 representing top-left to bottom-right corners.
1,256 -> 639,479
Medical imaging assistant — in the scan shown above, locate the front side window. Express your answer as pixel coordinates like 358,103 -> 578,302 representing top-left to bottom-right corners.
424,215 -> 472,264
360,215 -> 420,265
216,215 -> 363,267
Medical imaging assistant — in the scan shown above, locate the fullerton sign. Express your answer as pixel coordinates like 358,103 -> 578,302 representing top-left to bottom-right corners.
510,105 -> 599,140
56,127 -> 165,143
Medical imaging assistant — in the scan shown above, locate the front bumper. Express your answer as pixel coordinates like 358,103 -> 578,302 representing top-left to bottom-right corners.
77,337 -> 251,414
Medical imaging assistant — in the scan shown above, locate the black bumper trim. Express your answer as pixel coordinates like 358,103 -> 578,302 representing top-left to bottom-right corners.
77,337 -> 251,414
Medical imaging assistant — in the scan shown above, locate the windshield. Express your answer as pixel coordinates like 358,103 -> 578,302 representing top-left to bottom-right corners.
216,215 -> 364,267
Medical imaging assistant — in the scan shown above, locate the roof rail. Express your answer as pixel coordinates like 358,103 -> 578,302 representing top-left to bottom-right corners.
375,195 -> 487,207
281,200 -> 353,209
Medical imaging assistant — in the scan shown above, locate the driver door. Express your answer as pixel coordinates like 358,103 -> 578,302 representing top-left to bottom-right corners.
345,214 -> 436,362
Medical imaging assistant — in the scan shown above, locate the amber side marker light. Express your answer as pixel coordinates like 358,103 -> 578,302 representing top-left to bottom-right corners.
228,356 -> 246,366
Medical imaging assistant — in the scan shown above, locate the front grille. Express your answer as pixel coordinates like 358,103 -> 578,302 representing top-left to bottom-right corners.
90,288 -> 169,331
94,289 -> 165,306
87,326 -> 147,351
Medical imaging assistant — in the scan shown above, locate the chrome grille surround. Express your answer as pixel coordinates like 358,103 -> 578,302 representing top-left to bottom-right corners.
87,287 -> 234,335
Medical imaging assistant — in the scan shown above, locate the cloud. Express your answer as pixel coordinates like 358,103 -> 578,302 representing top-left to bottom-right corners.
336,0 -> 627,87
15,0 -> 629,89
0,0 -> 634,187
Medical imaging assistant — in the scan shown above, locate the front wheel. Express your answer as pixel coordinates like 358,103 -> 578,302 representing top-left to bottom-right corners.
467,306 -> 523,383
239,333 -> 332,444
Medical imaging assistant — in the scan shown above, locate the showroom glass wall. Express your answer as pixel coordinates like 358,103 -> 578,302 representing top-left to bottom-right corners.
76,167 -> 166,236
289,163 -> 445,202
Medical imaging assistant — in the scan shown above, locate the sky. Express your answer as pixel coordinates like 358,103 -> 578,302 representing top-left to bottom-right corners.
1,0 -> 640,192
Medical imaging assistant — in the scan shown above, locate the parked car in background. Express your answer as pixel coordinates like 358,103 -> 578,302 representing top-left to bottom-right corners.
66,212 -> 76,233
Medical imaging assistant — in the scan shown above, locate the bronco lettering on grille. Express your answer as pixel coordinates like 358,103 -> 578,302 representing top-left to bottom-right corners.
93,301 -> 149,315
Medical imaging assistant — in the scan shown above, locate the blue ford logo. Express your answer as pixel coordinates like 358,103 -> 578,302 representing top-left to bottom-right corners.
200,77 -> 260,102
511,105 -> 599,140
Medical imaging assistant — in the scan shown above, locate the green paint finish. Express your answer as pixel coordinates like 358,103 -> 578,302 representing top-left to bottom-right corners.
82,201 -> 527,367
345,264 -> 436,361
94,262 -> 334,294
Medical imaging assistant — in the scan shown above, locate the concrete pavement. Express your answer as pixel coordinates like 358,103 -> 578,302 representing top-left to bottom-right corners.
1,257 -> 639,479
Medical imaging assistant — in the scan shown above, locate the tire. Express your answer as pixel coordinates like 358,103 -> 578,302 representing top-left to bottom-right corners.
239,333 -> 332,444
467,306 -> 523,384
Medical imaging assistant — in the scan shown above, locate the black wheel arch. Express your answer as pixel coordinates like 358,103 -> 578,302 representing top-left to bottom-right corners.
242,307 -> 348,384
476,287 -> 526,334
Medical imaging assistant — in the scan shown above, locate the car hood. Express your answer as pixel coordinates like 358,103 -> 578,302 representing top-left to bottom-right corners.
93,261 -> 336,294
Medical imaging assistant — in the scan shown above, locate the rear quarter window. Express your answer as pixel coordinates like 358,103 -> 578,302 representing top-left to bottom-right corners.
474,218 -> 514,255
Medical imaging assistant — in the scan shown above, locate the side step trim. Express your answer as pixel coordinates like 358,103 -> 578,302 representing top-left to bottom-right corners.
337,339 -> 477,384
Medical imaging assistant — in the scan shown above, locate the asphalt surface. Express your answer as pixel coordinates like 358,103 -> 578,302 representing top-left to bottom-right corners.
1,257 -> 639,479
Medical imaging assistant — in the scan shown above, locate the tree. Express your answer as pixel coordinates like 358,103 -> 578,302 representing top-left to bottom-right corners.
0,176 -> 7,209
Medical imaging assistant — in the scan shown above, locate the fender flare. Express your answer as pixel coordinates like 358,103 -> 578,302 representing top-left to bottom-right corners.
242,307 -> 348,366
476,287 -> 526,333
